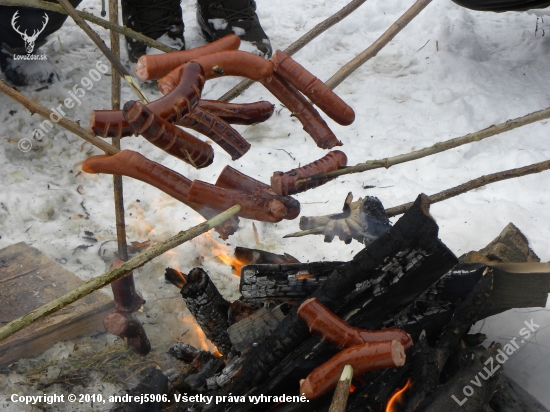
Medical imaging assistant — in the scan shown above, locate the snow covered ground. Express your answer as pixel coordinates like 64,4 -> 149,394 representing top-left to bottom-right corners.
1,0 -> 550,409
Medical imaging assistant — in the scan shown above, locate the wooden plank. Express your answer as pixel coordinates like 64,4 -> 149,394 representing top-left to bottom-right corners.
0,242 -> 114,366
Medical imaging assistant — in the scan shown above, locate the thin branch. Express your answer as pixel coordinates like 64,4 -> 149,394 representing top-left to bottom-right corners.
0,205 -> 242,343
0,0 -> 176,53
0,80 -> 119,155
218,0 -> 370,102
57,0 -> 150,103
296,105 -> 550,185
325,0 -> 433,89
385,158 -> 550,217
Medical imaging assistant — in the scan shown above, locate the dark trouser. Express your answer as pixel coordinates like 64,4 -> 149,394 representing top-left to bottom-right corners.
0,0 -> 82,54
451,0 -> 550,12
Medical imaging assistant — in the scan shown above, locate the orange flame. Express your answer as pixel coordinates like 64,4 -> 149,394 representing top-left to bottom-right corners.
181,315 -> 221,357
204,232 -> 247,277
296,273 -> 315,280
386,379 -> 411,412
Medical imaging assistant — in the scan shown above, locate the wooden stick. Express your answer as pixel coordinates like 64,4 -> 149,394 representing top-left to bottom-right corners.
0,0 -> 175,53
57,0 -> 150,103
0,80 -> 119,155
109,0 -> 127,260
385,158 -> 550,217
218,0 -> 370,102
296,105 -> 550,185
0,205 -> 242,343
328,365 -> 354,412
325,0 -> 433,89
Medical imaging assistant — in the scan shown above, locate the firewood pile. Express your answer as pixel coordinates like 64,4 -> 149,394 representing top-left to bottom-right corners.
107,195 -> 550,412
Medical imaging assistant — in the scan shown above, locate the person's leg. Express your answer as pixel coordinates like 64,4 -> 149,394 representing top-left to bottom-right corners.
450,0 -> 550,12
122,0 -> 185,63
196,0 -> 272,58
0,0 -> 82,86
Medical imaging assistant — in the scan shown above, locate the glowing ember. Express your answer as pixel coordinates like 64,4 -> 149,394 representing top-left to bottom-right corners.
296,273 -> 315,280
204,233 -> 247,276
386,379 -> 411,412
349,383 -> 356,393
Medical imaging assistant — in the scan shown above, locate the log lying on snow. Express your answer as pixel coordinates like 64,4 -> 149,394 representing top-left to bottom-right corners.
239,261 -> 345,302
216,194 -> 458,411
179,268 -> 232,356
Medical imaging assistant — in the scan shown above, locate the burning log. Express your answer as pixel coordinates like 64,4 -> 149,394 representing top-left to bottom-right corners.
233,246 -> 300,266
169,342 -> 224,391
216,195 -> 457,410
298,298 -> 412,349
179,268 -> 232,356
239,261 -> 344,302
206,355 -> 247,390
300,340 -> 406,400
227,304 -> 291,352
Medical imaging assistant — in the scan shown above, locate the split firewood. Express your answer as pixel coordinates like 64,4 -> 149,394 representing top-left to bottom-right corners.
300,340 -> 406,400
298,298 -> 412,349
286,193 -> 391,244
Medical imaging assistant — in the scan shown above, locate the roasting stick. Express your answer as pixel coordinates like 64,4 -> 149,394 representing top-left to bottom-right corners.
0,81 -> 119,155
328,365 -> 354,412
284,158 -> 550,238
325,0 -> 433,89
0,205 -> 242,344
218,0 -> 370,102
0,0 -> 175,53
57,0 -> 150,103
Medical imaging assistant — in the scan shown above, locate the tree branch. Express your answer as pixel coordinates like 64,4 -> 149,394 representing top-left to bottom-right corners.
0,80 -> 119,155
218,0 -> 370,102
325,0 -> 433,89
0,0 -> 176,53
296,105 -> 550,185
0,205 -> 242,343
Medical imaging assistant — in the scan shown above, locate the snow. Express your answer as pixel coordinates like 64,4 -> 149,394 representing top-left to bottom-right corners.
1,0 -> 550,408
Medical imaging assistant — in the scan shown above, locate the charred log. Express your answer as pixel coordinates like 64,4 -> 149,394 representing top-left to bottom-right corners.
180,268 -> 232,356
239,262 -> 344,302
234,247 -> 300,265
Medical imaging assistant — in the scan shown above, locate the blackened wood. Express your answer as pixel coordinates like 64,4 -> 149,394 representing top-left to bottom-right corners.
220,194 -> 456,412
489,374 -> 549,412
169,341 -> 203,363
416,344 -> 501,412
227,304 -> 291,352
405,269 -> 494,411
207,355 -> 246,390
239,262 -> 344,302
180,268 -> 232,356
165,267 -> 188,290
234,247 -> 300,265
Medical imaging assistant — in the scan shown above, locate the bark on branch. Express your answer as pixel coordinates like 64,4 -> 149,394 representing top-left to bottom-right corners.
0,205 -> 241,343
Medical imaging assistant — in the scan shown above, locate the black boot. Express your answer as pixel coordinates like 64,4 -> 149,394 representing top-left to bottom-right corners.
0,1 -> 81,86
122,0 -> 185,63
197,0 -> 272,58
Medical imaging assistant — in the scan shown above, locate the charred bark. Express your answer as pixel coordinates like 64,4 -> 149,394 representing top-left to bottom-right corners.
180,268 -> 232,356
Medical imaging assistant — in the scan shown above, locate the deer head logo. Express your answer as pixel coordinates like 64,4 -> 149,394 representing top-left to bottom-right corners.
11,11 -> 49,54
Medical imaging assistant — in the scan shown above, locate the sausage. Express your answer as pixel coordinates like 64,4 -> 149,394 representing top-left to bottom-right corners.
216,166 -> 300,220
134,34 -> 241,81
123,100 -> 214,169
260,73 -> 342,149
82,150 -> 239,239
270,150 -> 347,196
103,311 -> 151,355
109,258 -> 145,313
191,50 -> 274,81
300,340 -> 406,400
197,100 -> 275,125
270,50 -> 355,126
90,62 -> 205,138
187,180 -> 289,223
177,106 -> 250,161
297,298 -> 412,349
